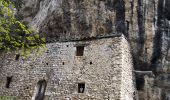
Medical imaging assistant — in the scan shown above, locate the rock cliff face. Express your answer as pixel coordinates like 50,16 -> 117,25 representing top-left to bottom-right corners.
19,0 -> 170,99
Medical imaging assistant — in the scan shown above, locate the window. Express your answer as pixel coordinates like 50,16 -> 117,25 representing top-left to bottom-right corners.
136,77 -> 144,90
78,83 -> 85,93
90,61 -> 92,65
34,80 -> 47,100
15,54 -> 20,60
6,76 -> 12,88
76,46 -> 84,56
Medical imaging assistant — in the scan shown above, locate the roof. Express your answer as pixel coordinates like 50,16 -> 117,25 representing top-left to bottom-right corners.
46,33 -> 122,43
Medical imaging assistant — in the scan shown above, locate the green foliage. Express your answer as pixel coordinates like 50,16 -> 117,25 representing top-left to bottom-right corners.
0,96 -> 18,100
0,0 -> 46,56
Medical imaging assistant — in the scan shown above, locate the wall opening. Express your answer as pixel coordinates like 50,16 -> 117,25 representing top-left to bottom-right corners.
136,77 -> 145,90
6,76 -> 12,88
15,54 -> 20,60
33,80 -> 47,100
78,83 -> 85,93
90,61 -> 92,65
76,46 -> 84,56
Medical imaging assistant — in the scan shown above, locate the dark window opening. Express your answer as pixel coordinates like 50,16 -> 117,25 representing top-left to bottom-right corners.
62,62 -> 65,65
6,76 -> 12,88
46,63 -> 48,65
64,30 -> 67,34
78,83 -> 85,93
90,61 -> 92,65
76,46 -> 84,56
15,54 -> 20,60
35,80 -> 47,100
136,77 -> 145,90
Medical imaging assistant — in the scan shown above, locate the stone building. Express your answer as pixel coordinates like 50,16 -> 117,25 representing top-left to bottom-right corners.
0,34 -> 135,100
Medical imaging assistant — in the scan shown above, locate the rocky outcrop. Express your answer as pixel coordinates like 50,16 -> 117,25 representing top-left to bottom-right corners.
18,0 -> 170,99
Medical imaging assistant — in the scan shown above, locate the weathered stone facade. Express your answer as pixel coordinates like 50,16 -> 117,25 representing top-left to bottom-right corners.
0,35 -> 135,100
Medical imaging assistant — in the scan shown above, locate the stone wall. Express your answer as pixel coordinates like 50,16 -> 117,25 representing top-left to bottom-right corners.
18,0 -> 170,99
0,35 -> 135,100
120,36 -> 135,100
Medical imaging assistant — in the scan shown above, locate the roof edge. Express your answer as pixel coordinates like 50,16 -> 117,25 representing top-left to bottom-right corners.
47,33 -> 122,43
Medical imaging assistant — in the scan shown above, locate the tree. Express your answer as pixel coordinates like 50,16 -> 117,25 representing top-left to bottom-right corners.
0,0 -> 46,56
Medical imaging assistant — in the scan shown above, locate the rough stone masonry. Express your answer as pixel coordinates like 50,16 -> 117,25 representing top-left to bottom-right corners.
0,34 -> 135,100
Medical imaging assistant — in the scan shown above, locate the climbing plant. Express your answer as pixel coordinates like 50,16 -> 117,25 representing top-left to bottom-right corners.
0,0 -> 46,56
0,96 -> 18,100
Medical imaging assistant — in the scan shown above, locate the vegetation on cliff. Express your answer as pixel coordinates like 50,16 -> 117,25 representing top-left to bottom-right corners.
0,0 -> 46,55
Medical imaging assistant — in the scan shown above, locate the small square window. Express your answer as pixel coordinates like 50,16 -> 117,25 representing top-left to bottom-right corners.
76,46 -> 84,56
78,83 -> 85,93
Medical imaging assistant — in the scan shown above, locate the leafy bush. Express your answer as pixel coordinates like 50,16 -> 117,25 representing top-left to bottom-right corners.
0,0 -> 46,56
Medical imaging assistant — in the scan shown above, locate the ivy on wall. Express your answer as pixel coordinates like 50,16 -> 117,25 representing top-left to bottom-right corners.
0,96 -> 18,100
